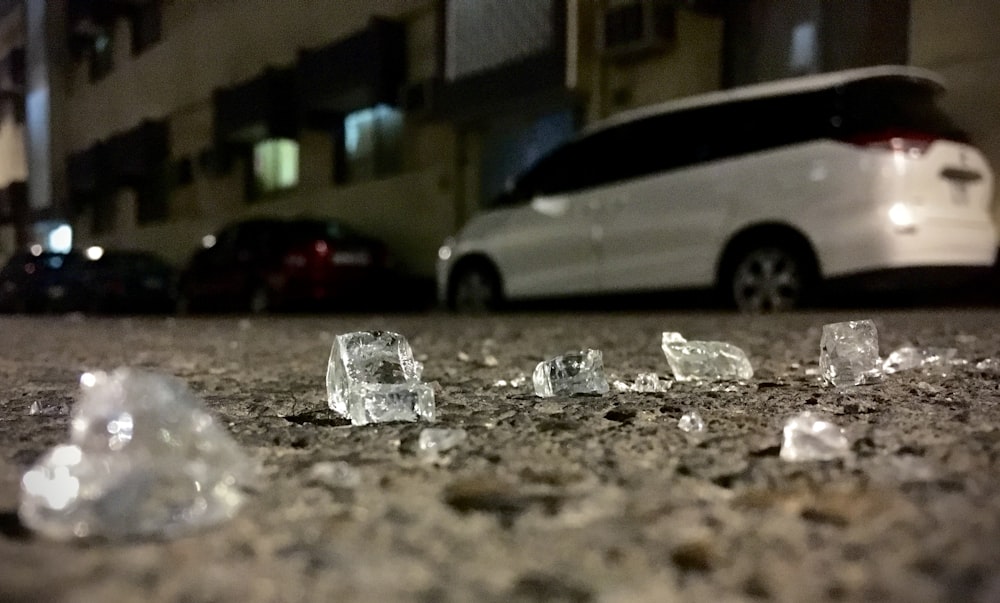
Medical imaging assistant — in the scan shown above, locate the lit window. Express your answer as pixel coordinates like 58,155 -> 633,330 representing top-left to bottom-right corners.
342,105 -> 403,183
253,138 -> 299,193
789,21 -> 817,73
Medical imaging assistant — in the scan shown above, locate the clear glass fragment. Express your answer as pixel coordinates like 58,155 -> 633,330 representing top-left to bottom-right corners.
326,330 -> 433,426
660,332 -> 753,382
883,346 -> 958,376
533,349 -> 610,397
28,400 -> 69,416
631,372 -> 668,392
308,461 -> 361,489
780,411 -> 850,462
820,320 -> 882,387
678,411 -> 706,433
346,382 -> 435,426
418,428 -> 468,461
976,358 -> 1000,372
19,368 -> 252,541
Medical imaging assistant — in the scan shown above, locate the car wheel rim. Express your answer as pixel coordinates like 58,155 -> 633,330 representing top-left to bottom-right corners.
249,288 -> 270,314
732,248 -> 801,312
454,271 -> 495,312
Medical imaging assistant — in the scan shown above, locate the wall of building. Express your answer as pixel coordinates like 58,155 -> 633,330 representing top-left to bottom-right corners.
910,0 -> 1000,219
596,8 -> 723,118
66,0 -> 460,276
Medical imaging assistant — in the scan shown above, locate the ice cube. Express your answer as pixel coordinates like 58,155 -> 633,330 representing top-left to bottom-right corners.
19,368 -> 252,541
533,349 -> 610,397
326,331 -> 433,425
780,411 -> 850,462
819,320 -> 881,387
661,332 -> 753,382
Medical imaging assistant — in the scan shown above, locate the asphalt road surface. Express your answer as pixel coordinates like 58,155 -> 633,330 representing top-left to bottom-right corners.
1,310 -> 999,602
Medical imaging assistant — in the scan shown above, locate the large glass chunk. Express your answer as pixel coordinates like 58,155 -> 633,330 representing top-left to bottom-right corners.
326,330 -> 433,426
820,320 -> 881,387
19,368 -> 252,541
533,349 -> 610,397
780,411 -> 850,462
660,332 -> 753,382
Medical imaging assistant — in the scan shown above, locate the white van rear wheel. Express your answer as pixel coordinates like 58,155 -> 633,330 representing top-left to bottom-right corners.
727,245 -> 810,312
449,263 -> 501,313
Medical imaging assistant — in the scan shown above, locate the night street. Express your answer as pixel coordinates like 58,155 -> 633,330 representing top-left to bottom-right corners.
1,309 -> 999,602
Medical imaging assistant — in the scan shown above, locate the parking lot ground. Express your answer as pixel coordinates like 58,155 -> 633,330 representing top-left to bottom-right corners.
1,310 -> 999,602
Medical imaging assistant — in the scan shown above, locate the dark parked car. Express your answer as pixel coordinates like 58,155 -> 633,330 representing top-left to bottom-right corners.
0,249 -> 176,314
0,251 -> 89,313
177,218 -> 392,313
81,250 -> 177,314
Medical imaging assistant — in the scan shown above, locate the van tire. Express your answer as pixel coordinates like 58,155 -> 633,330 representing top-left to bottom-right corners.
449,262 -> 502,313
722,241 -> 815,312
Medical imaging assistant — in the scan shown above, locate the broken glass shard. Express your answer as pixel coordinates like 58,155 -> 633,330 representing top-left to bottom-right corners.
533,349 -> 610,397
678,411 -> 706,433
780,411 -> 850,462
19,368 -> 252,541
612,380 -> 631,393
326,330 -> 433,426
308,461 -> 361,489
883,346 -> 958,375
28,400 -> 69,416
820,320 -> 882,387
661,332 -> 753,382
346,382 -> 435,426
631,372 -> 666,392
976,358 -> 1000,372
418,428 -> 468,462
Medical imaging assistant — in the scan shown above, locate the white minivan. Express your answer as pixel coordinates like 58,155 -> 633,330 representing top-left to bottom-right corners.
437,66 -> 998,312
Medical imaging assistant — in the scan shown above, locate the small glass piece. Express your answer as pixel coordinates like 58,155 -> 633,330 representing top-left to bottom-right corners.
28,400 -> 69,416
532,349 -> 610,397
631,372 -> 665,392
661,332 -> 753,382
418,428 -> 468,461
780,411 -> 850,462
678,411 -> 706,433
820,320 -> 882,387
883,346 -> 958,376
308,461 -> 361,489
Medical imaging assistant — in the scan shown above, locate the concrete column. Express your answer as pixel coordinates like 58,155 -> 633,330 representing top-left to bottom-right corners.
23,0 -> 66,214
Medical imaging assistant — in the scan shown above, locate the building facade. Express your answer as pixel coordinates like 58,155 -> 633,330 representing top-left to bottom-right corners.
0,0 -> 997,277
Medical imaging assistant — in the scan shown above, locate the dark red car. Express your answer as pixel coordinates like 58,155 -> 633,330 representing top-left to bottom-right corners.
177,218 -> 392,313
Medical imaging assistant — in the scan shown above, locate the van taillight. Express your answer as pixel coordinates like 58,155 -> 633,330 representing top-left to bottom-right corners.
843,129 -> 939,156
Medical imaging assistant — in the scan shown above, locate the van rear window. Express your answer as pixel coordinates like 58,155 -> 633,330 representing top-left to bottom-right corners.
837,79 -> 968,142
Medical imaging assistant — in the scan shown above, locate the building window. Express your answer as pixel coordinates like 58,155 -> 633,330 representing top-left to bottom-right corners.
789,21 -> 817,73
253,138 -> 299,193
341,104 -> 403,183
130,2 -> 162,55
445,0 -> 554,81
89,29 -> 114,81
